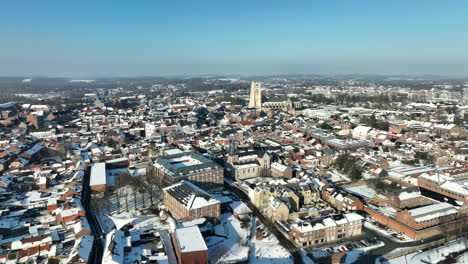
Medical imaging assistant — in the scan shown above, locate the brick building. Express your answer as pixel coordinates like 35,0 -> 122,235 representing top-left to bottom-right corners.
364,202 -> 468,240
152,152 -> 223,189
321,187 -> 364,211
163,180 -> 221,221
387,186 -> 436,209
90,162 -> 106,192
172,226 -> 208,264
289,213 -> 364,247
271,162 -> 293,179
418,173 -> 468,203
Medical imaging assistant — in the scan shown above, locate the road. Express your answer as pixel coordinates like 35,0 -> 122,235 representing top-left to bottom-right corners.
158,229 -> 178,264
359,223 -> 468,263
225,181 -> 304,264
224,180 -> 468,264
81,166 -> 104,264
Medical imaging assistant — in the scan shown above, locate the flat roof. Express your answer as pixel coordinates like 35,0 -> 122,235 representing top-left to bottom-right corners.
174,226 -> 207,253
90,163 -> 106,186
153,152 -> 220,177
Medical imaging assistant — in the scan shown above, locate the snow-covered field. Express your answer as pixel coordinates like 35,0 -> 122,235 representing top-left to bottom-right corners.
207,213 -> 250,263
94,184 -> 155,213
456,252 -> 468,263
250,239 -> 293,264
93,185 -> 157,232
93,185 -> 164,233
206,212 -> 293,264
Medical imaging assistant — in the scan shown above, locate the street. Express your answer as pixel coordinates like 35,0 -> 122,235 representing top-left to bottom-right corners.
225,181 -> 304,264
81,166 -> 104,264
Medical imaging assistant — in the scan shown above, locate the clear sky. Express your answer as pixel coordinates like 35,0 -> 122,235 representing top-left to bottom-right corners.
1,1 -> 468,77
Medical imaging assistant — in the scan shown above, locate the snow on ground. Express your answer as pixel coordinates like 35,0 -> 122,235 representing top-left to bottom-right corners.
364,221 -> 413,242
456,252 -> 468,263
250,219 -> 293,264
207,213 -> 250,263
206,212 -> 293,264
378,238 -> 468,264
328,170 -> 352,182
345,185 -> 377,199
93,184 -> 156,232
250,238 -> 293,264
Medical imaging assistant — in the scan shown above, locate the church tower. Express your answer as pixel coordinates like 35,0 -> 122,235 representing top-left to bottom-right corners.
248,81 -> 262,109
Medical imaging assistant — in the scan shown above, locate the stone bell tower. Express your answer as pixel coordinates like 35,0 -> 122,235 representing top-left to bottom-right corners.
248,81 -> 262,109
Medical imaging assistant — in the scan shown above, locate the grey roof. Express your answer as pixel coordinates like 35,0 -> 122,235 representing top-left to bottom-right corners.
153,152 -> 220,177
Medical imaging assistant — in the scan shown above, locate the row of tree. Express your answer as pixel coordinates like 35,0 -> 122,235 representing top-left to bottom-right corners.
360,114 -> 390,131
334,154 -> 362,181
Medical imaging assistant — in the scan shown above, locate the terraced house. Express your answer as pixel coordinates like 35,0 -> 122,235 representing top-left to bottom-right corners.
289,213 -> 364,247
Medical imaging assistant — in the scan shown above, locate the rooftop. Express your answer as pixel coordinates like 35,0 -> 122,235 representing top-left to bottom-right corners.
90,163 -> 106,186
163,180 -> 220,210
174,226 -> 207,253
153,152 -> 220,177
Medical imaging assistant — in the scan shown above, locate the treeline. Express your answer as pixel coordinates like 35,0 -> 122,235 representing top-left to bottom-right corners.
334,93 -> 400,105
0,94 -> 82,110
374,181 -> 400,194
333,154 -> 363,181
360,114 -> 390,131
185,79 -> 250,92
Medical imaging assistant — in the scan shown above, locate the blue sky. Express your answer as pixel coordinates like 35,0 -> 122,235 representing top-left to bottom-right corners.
1,1 -> 467,77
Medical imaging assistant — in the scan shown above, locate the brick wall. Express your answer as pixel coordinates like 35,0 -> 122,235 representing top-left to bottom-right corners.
365,206 -> 468,240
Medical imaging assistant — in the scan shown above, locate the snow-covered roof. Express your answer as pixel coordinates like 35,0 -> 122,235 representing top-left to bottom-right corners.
174,226 -> 207,253
229,201 -> 252,215
271,162 -> 288,172
163,180 -> 220,210
108,215 -> 136,230
408,202 -> 459,223
90,162 -> 106,186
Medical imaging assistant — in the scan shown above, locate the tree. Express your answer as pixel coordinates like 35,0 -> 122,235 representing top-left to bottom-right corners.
343,159 -> 355,174
335,154 -> 348,171
375,182 -> 386,193
320,122 -> 333,130
56,141 -> 73,157
106,138 -> 118,148
349,165 -> 362,181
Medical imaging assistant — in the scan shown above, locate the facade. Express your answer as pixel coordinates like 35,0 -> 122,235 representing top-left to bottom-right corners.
289,213 -> 364,247
249,186 -> 274,209
271,162 -> 293,179
321,188 -> 364,211
152,152 -> 224,189
394,202 -> 460,230
266,196 -> 290,222
163,180 -> 221,221
387,186 -> 436,209
364,203 -> 468,240
418,173 -> 468,203
432,124 -> 463,139
299,183 -> 320,206
227,151 -> 271,180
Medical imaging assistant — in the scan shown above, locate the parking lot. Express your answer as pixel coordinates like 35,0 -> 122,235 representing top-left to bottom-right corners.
365,217 -> 413,242
312,236 -> 384,255
307,236 -> 385,263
